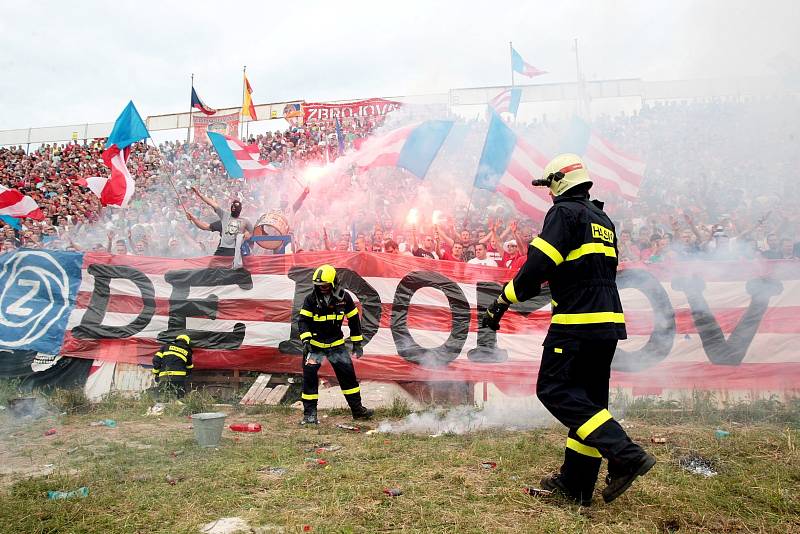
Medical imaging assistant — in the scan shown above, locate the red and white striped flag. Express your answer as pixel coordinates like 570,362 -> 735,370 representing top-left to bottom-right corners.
566,118 -> 645,199
82,145 -> 136,207
0,185 -> 44,220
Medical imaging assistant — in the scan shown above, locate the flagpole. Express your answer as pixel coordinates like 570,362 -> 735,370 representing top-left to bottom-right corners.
509,41 -> 515,89
573,38 -> 586,118
187,73 -> 194,144
463,185 -> 477,231
146,137 -> 189,214
240,66 -> 246,140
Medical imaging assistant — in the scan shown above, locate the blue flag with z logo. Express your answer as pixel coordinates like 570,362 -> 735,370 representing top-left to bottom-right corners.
0,250 -> 83,354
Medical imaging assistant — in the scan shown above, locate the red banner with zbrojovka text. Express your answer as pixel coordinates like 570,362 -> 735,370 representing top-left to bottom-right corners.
60,252 -> 800,395
302,98 -> 402,123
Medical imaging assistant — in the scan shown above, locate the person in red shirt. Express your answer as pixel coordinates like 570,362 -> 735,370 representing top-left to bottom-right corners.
440,242 -> 465,262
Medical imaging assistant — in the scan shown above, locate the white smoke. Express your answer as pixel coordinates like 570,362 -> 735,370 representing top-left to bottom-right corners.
376,401 -> 555,435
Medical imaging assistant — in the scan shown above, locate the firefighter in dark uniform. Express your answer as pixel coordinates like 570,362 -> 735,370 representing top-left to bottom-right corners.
481,154 -> 655,506
297,264 -> 374,425
152,334 -> 193,398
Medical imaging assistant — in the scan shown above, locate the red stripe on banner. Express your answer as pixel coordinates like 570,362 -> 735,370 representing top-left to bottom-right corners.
72,286 -> 800,335
79,252 -> 800,286
60,333 -> 800,391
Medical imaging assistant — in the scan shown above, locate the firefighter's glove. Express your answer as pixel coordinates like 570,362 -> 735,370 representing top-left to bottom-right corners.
302,341 -> 310,358
481,299 -> 510,331
352,342 -> 364,359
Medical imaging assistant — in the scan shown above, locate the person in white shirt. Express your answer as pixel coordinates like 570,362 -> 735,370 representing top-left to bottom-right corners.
467,242 -> 498,266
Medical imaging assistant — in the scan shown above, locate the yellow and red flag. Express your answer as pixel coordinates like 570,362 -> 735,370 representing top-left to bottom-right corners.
242,75 -> 257,120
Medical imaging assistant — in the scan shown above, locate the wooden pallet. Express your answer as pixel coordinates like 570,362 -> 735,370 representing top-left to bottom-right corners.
239,374 -> 272,405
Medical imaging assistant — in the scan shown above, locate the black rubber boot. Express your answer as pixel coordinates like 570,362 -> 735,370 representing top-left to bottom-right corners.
300,404 -> 319,426
602,452 -> 656,503
539,473 -> 593,507
351,405 -> 374,420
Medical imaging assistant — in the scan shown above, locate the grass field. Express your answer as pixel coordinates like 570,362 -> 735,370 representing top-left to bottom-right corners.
0,389 -> 798,534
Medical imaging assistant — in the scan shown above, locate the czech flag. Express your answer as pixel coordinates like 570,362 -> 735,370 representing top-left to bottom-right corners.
489,87 -> 522,116
347,120 -> 454,179
208,132 -> 278,180
0,185 -> 44,220
191,87 -> 216,116
511,47 -> 547,78
85,101 -> 150,208
474,109 -> 551,220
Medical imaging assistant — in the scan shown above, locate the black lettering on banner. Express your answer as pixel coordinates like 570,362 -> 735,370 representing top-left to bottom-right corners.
159,268 -> 253,350
337,268 -> 382,347
469,282 -> 551,362
672,275 -> 782,366
278,267 -> 314,355
613,269 -> 676,372
278,267 -> 382,355
72,264 -> 155,339
391,271 -> 470,366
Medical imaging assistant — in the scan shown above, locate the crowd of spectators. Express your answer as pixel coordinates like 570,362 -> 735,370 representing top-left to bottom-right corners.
1,96 -> 799,265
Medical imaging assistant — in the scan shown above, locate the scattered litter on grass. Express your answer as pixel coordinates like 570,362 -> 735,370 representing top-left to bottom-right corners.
130,473 -> 152,482
47,487 -> 89,500
304,458 -> 328,468
200,516 -> 251,534
89,419 -> 117,428
364,429 -> 378,435
311,444 -> 342,454
715,429 -> 730,439
258,466 -> 287,477
171,450 -> 184,458
44,428 -> 57,436
481,461 -> 497,469
651,436 -> 667,444
146,403 -> 165,416
522,486 -> 553,497
383,487 -> 403,497
679,455 -> 718,477
165,474 -> 183,485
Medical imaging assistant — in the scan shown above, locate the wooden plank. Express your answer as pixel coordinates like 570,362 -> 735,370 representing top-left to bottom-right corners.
262,384 -> 289,405
248,379 -> 272,406
253,386 -> 274,405
240,374 -> 271,405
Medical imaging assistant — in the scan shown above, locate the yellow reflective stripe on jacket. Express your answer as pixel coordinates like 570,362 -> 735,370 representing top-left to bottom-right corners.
299,309 -> 313,317
565,242 -> 617,262
576,409 -> 613,440
346,308 -> 359,318
299,331 -> 312,340
341,386 -> 360,395
313,313 -> 344,321
309,338 -> 345,348
167,345 -> 188,356
162,351 -> 187,363
531,237 -> 564,265
158,370 -> 187,377
301,393 -> 319,400
151,368 -> 159,374
551,312 -> 625,325
186,365 -> 194,369
566,437 -> 602,458
154,352 -> 163,359
503,281 -> 519,304
350,335 -> 364,342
